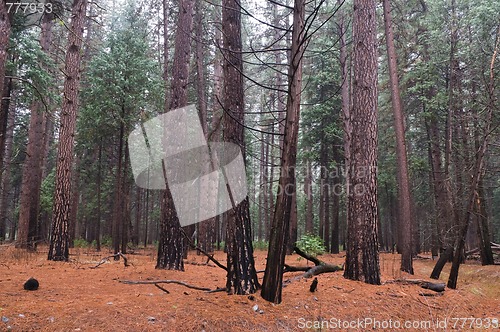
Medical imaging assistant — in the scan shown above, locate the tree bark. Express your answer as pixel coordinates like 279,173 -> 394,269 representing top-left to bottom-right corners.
261,0 -> 305,304
48,0 -> 88,261
344,0 -> 381,285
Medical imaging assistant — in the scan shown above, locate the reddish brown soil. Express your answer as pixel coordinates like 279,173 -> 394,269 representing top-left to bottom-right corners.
1,246 -> 499,331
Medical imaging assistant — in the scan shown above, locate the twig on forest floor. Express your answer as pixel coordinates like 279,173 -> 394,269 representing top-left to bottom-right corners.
180,229 -> 227,271
154,283 -> 170,294
184,260 -> 217,268
90,252 -> 129,269
120,279 -> 212,292
206,287 -> 227,293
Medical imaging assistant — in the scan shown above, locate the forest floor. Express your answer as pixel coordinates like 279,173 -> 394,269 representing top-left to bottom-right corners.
0,245 -> 499,331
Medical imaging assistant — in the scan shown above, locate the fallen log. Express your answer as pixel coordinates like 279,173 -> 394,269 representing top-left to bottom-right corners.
421,282 -> 446,292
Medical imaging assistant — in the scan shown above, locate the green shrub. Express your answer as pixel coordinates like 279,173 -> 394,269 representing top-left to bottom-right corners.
101,235 -> 112,247
73,238 -> 88,248
296,234 -> 325,257
253,240 -> 268,250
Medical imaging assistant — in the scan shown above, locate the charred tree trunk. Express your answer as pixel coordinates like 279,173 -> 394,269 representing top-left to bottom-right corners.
222,0 -> 259,294
156,0 -> 194,270
261,0 -> 305,304
48,0 -> 87,261
344,0 -> 381,285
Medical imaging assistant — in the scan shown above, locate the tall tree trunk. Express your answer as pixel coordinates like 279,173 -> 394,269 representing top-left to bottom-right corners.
95,141 -> 102,251
344,0 -> 381,285
476,183 -> 494,265
0,1 -> 12,174
156,0 -> 194,270
48,0 -> 88,261
338,0 -> 350,249
323,151 -> 330,251
261,0 -> 305,304
304,148 -> 314,234
447,26 -> 499,289
330,154 -> 341,253
0,87 -> 16,240
120,142 -> 130,254
69,156 -> 80,246
17,101 -> 46,250
222,0 -> 259,295
382,0 -> 413,274
132,186 -> 141,246
318,141 -> 325,242
195,0 -> 215,253
258,130 -> 265,241
112,116 -> 124,258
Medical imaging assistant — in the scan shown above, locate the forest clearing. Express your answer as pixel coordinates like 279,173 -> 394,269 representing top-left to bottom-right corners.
1,247 -> 499,331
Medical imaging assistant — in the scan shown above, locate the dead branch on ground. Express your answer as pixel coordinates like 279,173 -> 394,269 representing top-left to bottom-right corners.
180,229 -> 227,271
154,283 -> 170,294
90,252 -> 129,269
120,279 -> 213,291
283,246 -> 343,285
385,279 -> 446,292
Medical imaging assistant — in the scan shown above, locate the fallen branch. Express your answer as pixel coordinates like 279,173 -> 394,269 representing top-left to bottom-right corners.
419,292 -> 443,297
185,261 -> 217,268
385,279 -> 446,292
120,279 -> 212,292
284,264 -> 310,273
293,246 -> 322,265
180,229 -> 227,271
303,264 -> 343,278
91,252 -> 129,269
283,247 -> 343,284
206,287 -> 227,293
